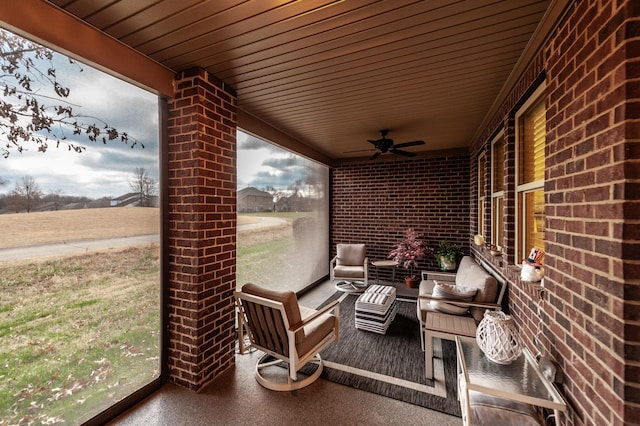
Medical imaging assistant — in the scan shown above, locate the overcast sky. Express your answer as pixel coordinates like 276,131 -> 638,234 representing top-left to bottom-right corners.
0,28 -> 323,200
237,130 -> 317,192
0,28 -> 159,199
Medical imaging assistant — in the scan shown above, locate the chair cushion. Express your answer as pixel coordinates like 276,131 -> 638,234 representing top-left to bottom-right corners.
455,256 -> 498,322
430,282 -> 478,315
336,243 -> 366,266
297,306 -> 338,355
241,283 -> 304,342
333,265 -> 365,279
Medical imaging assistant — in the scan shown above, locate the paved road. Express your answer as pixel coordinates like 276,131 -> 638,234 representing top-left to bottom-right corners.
0,234 -> 160,262
237,216 -> 287,230
0,217 -> 288,262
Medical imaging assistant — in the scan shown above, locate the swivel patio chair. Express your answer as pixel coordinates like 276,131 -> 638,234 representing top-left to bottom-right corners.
330,243 -> 369,288
235,283 -> 340,391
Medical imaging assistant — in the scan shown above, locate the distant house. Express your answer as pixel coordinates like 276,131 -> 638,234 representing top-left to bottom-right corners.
237,187 -> 273,212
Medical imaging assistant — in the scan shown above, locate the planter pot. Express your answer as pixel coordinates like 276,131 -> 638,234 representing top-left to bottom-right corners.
439,256 -> 457,271
404,276 -> 419,288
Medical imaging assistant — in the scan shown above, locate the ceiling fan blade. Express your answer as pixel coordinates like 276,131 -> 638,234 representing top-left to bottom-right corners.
393,140 -> 425,149
369,151 -> 381,160
390,148 -> 416,157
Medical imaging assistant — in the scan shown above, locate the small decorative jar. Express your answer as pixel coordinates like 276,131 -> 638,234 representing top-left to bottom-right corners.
476,311 -> 522,364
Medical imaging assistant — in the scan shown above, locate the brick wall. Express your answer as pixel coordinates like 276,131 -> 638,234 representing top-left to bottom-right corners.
166,68 -> 237,391
469,1 -> 639,424
331,153 -> 470,279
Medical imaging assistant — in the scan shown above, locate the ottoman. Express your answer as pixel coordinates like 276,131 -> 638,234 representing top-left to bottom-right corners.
355,284 -> 397,334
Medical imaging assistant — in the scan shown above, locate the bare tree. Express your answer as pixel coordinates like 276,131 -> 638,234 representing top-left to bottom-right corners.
11,175 -> 43,212
0,28 -> 141,158
263,185 -> 286,204
129,167 -> 157,207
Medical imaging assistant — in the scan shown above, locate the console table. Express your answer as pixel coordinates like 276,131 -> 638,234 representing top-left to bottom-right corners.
456,336 -> 566,426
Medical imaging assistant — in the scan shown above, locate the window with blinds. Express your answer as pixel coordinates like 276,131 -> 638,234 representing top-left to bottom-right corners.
516,86 -> 546,263
478,152 -> 486,235
519,98 -> 546,184
491,132 -> 505,248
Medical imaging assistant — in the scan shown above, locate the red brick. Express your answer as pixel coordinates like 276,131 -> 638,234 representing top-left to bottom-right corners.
167,68 -> 237,391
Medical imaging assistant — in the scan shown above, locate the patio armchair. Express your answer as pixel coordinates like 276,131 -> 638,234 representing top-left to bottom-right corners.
330,243 -> 368,286
235,283 -> 340,391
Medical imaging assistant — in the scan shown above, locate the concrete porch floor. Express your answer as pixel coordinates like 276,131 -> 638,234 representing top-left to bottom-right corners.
109,279 -> 460,426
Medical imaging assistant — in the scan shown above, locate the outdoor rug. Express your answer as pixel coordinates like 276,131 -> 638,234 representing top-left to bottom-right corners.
318,292 -> 461,417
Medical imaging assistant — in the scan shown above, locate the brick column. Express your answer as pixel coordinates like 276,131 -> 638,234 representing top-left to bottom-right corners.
167,68 -> 237,390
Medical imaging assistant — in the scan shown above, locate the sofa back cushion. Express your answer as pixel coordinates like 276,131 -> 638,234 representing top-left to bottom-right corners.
455,256 -> 499,322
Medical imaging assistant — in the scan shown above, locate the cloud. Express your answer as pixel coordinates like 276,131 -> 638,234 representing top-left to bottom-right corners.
236,129 -> 327,193
0,30 -> 324,201
262,156 -> 304,169
0,30 -> 159,199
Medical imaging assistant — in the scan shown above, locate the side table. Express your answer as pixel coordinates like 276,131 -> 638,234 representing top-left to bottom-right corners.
456,335 -> 566,426
371,260 -> 398,284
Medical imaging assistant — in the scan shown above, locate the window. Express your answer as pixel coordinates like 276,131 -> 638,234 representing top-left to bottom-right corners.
478,152 -> 486,236
0,28 -> 161,424
237,130 -> 329,293
516,85 -> 546,263
491,131 -> 505,248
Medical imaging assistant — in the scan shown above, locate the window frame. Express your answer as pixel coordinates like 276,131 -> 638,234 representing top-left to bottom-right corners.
0,25 -> 165,425
477,151 -> 487,237
490,130 -> 505,249
515,83 -> 546,264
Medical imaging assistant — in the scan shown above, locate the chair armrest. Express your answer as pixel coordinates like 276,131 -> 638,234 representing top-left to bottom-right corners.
418,294 -> 501,310
290,300 -> 340,332
330,255 -> 338,267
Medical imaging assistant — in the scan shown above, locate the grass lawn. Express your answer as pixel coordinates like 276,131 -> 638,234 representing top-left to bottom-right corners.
0,245 -> 160,425
0,209 -> 317,424
237,212 -> 320,292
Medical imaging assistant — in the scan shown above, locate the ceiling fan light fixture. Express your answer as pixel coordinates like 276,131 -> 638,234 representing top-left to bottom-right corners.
365,129 -> 425,160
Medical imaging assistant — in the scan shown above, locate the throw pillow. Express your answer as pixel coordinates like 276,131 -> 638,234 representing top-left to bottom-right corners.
430,282 -> 478,315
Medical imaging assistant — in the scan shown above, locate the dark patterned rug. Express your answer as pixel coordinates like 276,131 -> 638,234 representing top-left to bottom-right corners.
318,292 -> 461,417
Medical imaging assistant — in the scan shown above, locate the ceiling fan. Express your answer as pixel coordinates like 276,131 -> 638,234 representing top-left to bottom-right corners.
364,129 -> 425,160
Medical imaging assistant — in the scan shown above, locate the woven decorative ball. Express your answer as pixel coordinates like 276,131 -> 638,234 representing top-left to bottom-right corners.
476,311 -> 522,364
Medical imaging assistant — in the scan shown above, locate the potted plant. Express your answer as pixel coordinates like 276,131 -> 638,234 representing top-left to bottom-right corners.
435,241 -> 463,271
388,228 -> 431,288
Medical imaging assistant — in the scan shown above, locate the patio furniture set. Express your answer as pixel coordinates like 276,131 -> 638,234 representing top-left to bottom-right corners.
235,243 -> 567,425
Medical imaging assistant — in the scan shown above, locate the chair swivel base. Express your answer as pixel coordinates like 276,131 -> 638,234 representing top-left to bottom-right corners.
255,353 -> 324,391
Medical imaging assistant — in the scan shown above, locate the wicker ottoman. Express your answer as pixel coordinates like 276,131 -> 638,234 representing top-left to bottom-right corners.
355,284 -> 397,334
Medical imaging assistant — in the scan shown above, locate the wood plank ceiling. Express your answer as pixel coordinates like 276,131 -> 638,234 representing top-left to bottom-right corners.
48,0 -> 551,161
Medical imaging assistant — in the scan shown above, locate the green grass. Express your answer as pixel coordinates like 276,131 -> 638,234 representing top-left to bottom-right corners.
236,212 -> 321,291
0,245 -> 160,425
0,212 -> 308,424
237,237 -> 294,288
